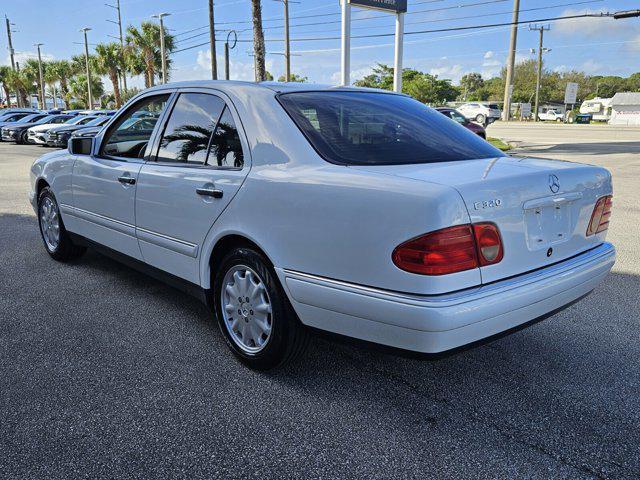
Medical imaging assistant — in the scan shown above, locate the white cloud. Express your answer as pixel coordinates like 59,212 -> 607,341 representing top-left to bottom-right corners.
553,9 -> 638,39
484,51 -> 495,59
4,51 -> 55,67
429,63 -> 464,82
580,59 -> 604,74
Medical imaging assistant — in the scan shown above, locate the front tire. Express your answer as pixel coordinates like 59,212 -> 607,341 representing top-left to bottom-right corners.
37,187 -> 86,261
213,247 -> 309,370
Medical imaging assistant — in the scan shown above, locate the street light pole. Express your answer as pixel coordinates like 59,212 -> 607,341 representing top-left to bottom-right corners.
502,0 -> 520,122
106,0 -> 128,94
80,28 -> 93,109
284,0 -> 290,82
34,43 -> 46,110
152,13 -> 171,84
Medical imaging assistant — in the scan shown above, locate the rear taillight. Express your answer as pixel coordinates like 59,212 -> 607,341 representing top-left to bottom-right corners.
473,223 -> 504,266
586,195 -> 613,236
392,223 -> 503,276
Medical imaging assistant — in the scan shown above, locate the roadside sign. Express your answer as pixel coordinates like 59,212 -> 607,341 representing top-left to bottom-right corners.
564,83 -> 579,104
508,84 -> 514,98
348,0 -> 407,13
521,103 -> 532,118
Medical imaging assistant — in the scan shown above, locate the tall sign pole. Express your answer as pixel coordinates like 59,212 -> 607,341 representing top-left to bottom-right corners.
340,0 -> 351,86
393,12 -> 404,92
341,1 -> 407,88
502,0 -> 520,121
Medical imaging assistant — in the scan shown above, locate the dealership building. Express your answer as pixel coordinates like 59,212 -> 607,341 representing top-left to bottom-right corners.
609,92 -> 640,126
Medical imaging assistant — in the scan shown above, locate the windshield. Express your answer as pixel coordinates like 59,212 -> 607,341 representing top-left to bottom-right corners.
64,116 -> 86,125
36,115 -> 55,124
17,114 -> 43,124
449,110 -> 468,124
278,92 -> 503,166
86,117 -> 108,126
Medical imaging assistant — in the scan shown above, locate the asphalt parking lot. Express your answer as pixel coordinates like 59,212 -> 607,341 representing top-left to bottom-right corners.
1,128 -> 639,479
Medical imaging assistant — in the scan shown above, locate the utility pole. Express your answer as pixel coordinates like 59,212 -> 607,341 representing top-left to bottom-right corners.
80,28 -> 93,109
340,0 -> 351,86
5,16 -> 19,107
106,0 -> 127,93
34,43 -> 46,110
502,0 -> 520,121
209,0 -> 218,79
530,24 -> 550,122
393,11 -> 404,92
152,13 -> 170,84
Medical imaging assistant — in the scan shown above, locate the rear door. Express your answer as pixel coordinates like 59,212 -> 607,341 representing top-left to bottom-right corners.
135,90 -> 250,283
69,93 -> 172,260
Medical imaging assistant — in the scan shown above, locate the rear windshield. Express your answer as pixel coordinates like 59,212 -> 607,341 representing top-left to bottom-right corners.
278,92 -> 504,165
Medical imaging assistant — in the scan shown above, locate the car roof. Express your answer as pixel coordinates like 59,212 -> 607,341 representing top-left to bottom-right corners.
143,80 -> 396,96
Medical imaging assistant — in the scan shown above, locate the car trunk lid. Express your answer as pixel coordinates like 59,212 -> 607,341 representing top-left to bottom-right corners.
351,156 -> 612,284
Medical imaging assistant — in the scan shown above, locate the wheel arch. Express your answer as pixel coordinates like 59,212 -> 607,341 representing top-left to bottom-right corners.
202,232 -> 276,290
36,178 -> 50,197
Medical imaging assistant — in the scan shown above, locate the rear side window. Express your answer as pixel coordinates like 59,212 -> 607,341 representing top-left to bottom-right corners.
278,92 -> 503,166
208,106 -> 244,168
157,93 -> 225,165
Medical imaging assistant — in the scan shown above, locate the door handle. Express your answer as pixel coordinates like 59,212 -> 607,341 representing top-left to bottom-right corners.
196,187 -> 223,199
117,175 -> 136,185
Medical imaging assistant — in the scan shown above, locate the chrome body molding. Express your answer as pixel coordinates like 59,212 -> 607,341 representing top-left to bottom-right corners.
61,204 -> 198,258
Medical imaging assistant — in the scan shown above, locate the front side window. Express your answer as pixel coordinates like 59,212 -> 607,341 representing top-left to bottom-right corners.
157,93 -> 225,164
449,110 -> 468,125
51,116 -> 72,124
279,92 -> 503,165
101,94 -> 169,159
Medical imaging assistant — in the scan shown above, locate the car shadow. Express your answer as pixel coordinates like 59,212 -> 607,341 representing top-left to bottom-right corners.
3,212 -> 639,476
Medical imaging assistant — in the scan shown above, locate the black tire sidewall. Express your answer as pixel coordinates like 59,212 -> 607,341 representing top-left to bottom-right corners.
213,247 -> 294,370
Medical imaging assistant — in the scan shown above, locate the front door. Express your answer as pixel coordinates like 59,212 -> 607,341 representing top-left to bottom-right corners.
68,94 -> 171,260
135,91 -> 250,283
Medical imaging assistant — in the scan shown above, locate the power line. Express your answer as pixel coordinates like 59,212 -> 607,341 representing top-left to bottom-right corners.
172,11 -> 614,53
174,0 -> 510,38
175,0 -> 602,49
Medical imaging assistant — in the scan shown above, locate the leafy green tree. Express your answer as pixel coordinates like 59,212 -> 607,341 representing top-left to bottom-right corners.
69,74 -> 104,108
354,63 -> 460,104
0,65 -> 13,106
277,73 -> 307,83
460,72 -> 484,100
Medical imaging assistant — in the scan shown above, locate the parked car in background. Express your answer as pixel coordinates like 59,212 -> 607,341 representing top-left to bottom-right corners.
435,107 -> 486,138
78,109 -> 117,116
46,116 -> 110,148
0,112 -> 36,127
457,102 -> 502,125
26,115 -> 77,145
30,82 -> 615,370
538,109 -> 565,122
0,113 -> 49,142
2,114 -> 72,144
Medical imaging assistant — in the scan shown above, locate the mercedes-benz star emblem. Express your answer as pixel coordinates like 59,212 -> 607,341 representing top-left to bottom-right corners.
549,174 -> 560,194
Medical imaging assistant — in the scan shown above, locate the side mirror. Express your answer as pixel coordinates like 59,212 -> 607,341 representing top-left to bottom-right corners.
69,137 -> 93,155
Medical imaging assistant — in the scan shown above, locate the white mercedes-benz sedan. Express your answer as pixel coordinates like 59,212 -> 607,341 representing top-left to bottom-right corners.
29,81 -> 615,369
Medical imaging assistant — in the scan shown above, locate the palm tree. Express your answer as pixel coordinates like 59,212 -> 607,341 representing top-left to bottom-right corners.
0,65 -> 13,106
251,0 -> 266,82
43,61 -> 60,108
48,60 -> 74,108
126,22 -> 175,88
95,42 -> 123,108
5,69 -> 34,107
23,59 -> 43,107
69,74 -> 104,109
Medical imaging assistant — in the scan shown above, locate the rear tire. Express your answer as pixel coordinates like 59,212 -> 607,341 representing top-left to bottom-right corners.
475,114 -> 486,125
213,247 -> 309,370
37,187 -> 86,262
20,131 -> 29,144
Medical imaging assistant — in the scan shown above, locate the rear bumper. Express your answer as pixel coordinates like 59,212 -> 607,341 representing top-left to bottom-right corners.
278,242 -> 615,354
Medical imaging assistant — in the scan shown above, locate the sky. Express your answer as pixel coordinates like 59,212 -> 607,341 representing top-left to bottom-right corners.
2,0 -> 640,90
